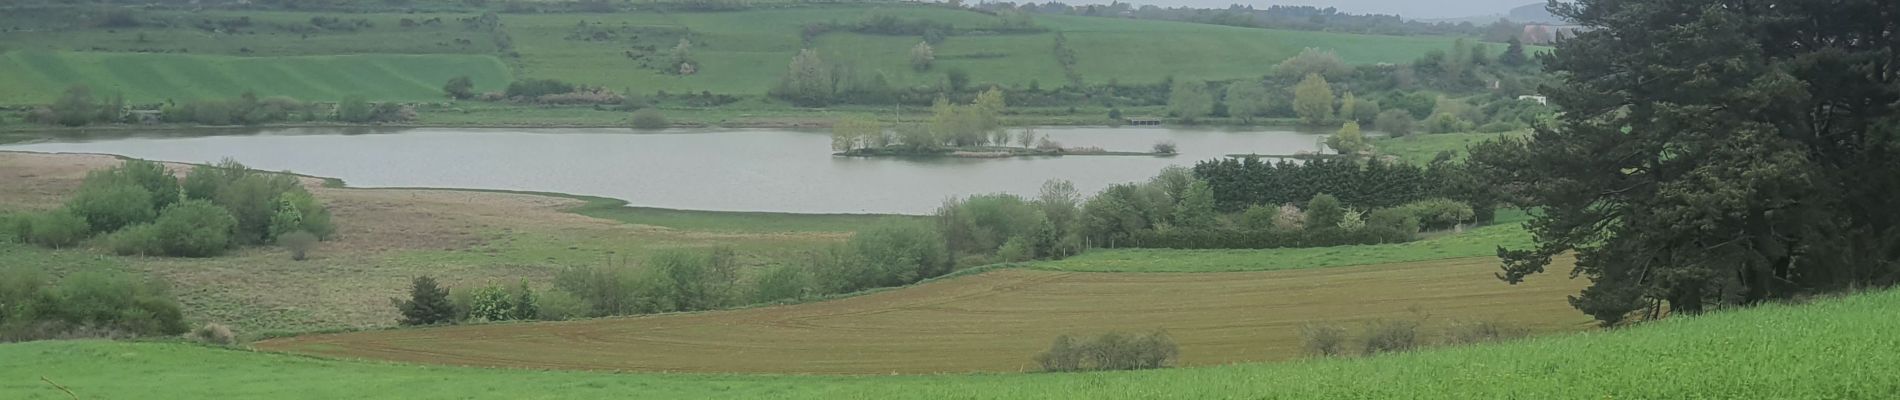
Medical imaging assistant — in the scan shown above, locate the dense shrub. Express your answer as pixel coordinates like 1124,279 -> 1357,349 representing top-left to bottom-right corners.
1365,207 -> 1421,236
66,176 -> 157,233
0,267 -> 188,342
184,160 -> 327,245
643,247 -> 740,312
443,76 -> 476,100
103,224 -> 163,256
13,211 -> 91,249
748,264 -> 811,304
849,219 -> 950,289
630,108 -> 668,130
553,260 -> 657,317
936,194 -> 1047,257
1036,331 -> 1179,372
1395,198 -> 1476,231
150,200 -> 238,258
394,276 -> 457,326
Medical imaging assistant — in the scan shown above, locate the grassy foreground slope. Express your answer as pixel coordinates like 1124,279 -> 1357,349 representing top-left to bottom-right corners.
9,289 -> 1898,399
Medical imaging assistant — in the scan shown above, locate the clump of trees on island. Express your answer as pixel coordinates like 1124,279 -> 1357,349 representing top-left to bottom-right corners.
829,88 -> 1175,158
2,159 -> 334,259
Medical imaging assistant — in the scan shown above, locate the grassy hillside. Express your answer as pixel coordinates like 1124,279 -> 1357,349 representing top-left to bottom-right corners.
8,288 -> 1896,398
0,5 -> 1500,105
0,51 -> 510,104
508,7 -> 1500,93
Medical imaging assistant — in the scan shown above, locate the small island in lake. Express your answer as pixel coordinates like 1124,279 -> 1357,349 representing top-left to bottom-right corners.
829,89 -> 1178,159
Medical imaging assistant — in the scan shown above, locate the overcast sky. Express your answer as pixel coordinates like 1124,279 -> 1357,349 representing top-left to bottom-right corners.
1054,0 -> 1539,20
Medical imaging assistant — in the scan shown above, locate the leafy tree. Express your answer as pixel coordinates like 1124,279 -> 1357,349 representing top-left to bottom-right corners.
1339,92 -> 1358,123
1471,0 -> 1900,325
337,96 -> 373,123
945,68 -> 971,92
749,264 -> 811,304
1173,181 -> 1218,229
49,85 -> 98,127
909,41 -> 935,72
1325,121 -> 1370,155
150,200 -> 237,257
1374,109 -> 1416,137
1167,80 -> 1212,123
443,76 -> 475,100
831,116 -> 883,151
66,175 -> 156,233
1498,36 -> 1528,67
851,219 -> 949,287
511,281 -> 539,320
1223,81 -> 1270,123
1304,193 -> 1344,231
1292,74 -> 1335,125
771,49 -> 834,107
395,276 -> 457,326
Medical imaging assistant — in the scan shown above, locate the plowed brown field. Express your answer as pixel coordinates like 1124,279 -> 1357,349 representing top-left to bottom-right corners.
256,257 -> 1591,374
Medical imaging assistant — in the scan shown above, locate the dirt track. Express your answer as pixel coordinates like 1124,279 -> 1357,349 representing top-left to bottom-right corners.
258,257 -> 1589,374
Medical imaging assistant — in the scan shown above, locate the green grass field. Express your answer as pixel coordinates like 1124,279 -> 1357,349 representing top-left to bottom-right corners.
6,286 -> 1894,399
0,5 -> 1507,106
0,51 -> 510,104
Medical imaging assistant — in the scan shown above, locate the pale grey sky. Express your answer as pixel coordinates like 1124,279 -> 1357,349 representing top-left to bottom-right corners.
1053,0 -> 1539,20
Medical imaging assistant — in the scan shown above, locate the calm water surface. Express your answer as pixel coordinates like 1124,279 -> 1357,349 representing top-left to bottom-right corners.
2,127 -> 1326,214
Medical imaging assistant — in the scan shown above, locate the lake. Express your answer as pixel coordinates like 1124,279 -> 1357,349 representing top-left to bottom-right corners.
1,126 -> 1328,214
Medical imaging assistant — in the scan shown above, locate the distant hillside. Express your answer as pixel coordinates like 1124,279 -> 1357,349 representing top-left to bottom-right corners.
1508,3 -> 1565,24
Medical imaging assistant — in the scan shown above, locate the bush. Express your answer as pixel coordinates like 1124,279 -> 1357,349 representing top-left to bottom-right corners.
1396,198 -> 1476,231
150,200 -> 237,257
1152,140 -> 1178,154
749,264 -> 811,304
554,261 -> 659,317
851,219 -> 950,288
534,289 -> 587,321
1366,207 -> 1420,236
630,108 -> 668,130
66,176 -> 156,233
468,285 -> 515,322
1374,109 -> 1416,137
394,276 -> 457,326
278,230 -> 318,261
443,76 -> 476,100
189,323 -> 237,346
104,224 -> 164,256
1304,193 -> 1345,230
1300,324 -> 1349,357
1362,319 -> 1421,355
1037,331 -> 1179,372
16,211 -> 91,249
1,268 -> 188,341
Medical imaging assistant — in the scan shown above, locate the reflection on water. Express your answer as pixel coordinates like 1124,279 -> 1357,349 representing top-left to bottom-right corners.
1,126 -> 1326,214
